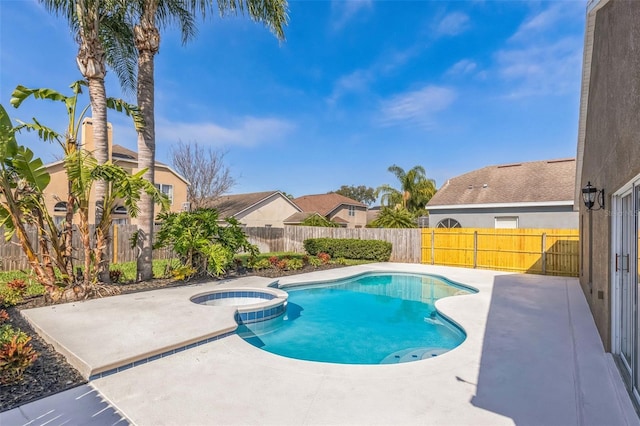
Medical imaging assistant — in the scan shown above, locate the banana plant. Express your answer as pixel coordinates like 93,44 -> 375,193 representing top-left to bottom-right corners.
10,80 -> 143,286
65,149 -> 169,284
0,104 -> 64,293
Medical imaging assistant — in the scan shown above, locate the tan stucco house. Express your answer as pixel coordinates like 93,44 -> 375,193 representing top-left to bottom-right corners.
204,191 -> 301,227
290,193 -> 368,228
44,119 -> 189,226
576,0 -> 640,409
427,158 -> 578,229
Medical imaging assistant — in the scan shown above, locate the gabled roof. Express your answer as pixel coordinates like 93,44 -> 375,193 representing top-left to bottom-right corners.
283,211 -> 321,224
293,193 -> 366,216
427,158 -> 576,209
43,144 -> 189,185
205,191 -> 301,219
112,144 -> 138,160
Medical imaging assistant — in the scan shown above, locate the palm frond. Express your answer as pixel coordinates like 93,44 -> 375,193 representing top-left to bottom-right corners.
106,98 -> 144,130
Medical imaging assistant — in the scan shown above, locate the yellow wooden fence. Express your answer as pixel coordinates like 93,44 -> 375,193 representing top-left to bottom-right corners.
421,228 -> 580,277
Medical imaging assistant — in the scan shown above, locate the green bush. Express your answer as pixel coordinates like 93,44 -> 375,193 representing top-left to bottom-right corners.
251,258 -> 272,271
308,256 -> 323,267
154,208 -> 258,277
0,279 -> 28,308
303,238 -> 392,262
287,258 -> 304,270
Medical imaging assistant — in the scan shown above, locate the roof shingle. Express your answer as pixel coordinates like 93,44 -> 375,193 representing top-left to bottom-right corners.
427,158 -> 576,207
204,191 -> 290,219
293,193 -> 366,215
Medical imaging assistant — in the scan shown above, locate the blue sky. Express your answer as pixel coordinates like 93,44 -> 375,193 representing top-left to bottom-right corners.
0,0 -> 586,199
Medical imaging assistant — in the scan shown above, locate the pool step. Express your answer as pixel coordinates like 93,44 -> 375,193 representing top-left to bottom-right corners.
380,347 -> 450,364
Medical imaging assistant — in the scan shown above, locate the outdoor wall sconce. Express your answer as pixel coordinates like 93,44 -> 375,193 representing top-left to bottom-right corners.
582,181 -> 605,211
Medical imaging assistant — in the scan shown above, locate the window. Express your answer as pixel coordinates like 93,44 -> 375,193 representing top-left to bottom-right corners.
112,218 -> 128,225
113,206 -> 127,215
348,206 -> 355,217
436,218 -> 461,228
154,184 -> 173,204
495,216 -> 518,229
53,201 -> 67,212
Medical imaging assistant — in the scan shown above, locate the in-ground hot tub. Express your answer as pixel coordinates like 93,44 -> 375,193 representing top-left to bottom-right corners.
191,288 -> 287,324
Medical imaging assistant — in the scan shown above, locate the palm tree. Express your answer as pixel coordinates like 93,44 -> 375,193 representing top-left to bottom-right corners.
376,165 -> 436,215
130,0 -> 289,281
41,0 -> 137,282
369,206 -> 417,229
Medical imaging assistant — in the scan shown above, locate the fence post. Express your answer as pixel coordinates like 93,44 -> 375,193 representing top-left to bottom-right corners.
541,232 -> 547,275
430,230 -> 435,265
112,225 -> 118,264
473,231 -> 478,268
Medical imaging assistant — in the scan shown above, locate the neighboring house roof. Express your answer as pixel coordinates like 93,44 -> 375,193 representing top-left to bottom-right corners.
427,158 -> 576,210
367,206 -> 381,224
111,144 -> 138,160
205,191 -> 301,220
293,193 -> 366,216
283,211 -> 321,224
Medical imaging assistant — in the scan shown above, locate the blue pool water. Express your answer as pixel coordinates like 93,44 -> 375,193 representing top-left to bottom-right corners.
238,273 -> 475,364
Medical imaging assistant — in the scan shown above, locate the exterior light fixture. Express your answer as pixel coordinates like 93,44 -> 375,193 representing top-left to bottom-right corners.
582,181 -> 605,211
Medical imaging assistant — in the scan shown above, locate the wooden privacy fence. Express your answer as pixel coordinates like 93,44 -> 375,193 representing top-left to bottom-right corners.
0,225 -> 173,271
421,228 -> 580,277
0,224 -> 579,277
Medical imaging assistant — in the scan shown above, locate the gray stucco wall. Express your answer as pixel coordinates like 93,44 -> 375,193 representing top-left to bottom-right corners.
428,205 -> 578,229
580,0 -> 640,350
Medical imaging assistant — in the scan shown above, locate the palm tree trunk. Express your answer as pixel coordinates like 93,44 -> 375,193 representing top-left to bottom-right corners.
87,77 -> 112,283
135,15 -> 159,281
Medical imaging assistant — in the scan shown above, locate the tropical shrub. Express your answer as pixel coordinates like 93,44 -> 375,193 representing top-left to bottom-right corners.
287,258 -> 304,270
0,319 -> 35,383
250,258 -> 272,271
170,265 -> 197,281
317,252 -> 331,264
308,256 -> 323,267
368,206 -> 417,228
0,335 -> 38,384
304,238 -> 392,262
0,279 -> 27,307
275,259 -> 289,270
155,209 -> 258,277
301,214 -> 339,227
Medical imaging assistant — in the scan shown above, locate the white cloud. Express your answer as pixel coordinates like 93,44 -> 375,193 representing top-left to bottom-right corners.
435,12 -> 470,37
331,0 -> 373,31
327,69 -> 371,104
510,4 -> 565,41
379,85 -> 456,128
446,59 -> 477,76
493,2 -> 584,99
327,44 -> 423,104
496,37 -> 582,98
156,116 -> 295,147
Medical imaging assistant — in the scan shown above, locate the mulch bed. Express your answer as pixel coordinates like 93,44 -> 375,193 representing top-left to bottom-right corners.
0,263 -> 346,412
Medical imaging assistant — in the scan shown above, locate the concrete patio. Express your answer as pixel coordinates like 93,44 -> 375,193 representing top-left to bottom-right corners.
2,264 -> 638,425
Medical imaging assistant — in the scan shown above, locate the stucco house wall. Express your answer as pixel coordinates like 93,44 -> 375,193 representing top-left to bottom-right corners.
578,0 -> 640,350
44,120 -> 188,226
327,206 -> 368,228
235,194 -> 301,228
429,206 -> 578,229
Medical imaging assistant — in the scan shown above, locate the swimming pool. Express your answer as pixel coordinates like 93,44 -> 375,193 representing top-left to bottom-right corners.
238,273 -> 476,364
